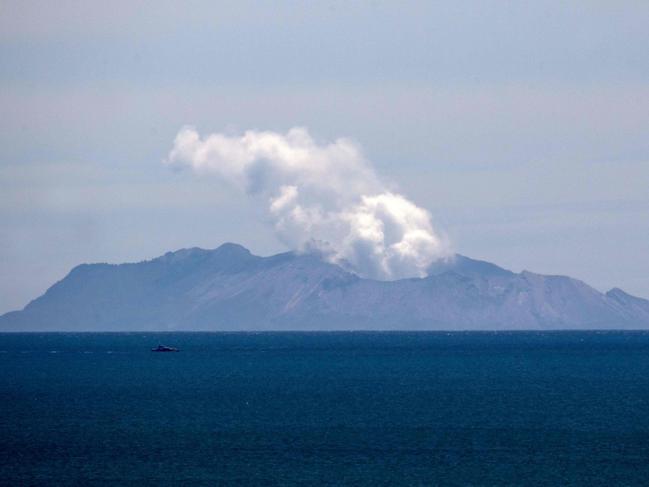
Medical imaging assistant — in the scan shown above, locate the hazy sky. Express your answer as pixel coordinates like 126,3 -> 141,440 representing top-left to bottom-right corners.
1,0 -> 648,313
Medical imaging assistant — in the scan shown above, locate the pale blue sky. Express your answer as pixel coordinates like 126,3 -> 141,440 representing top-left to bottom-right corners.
1,0 -> 648,313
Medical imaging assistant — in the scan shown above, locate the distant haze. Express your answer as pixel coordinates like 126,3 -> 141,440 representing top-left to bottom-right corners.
1,1 -> 648,313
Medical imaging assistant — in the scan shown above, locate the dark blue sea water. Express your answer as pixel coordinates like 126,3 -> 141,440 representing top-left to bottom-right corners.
2,332 -> 649,485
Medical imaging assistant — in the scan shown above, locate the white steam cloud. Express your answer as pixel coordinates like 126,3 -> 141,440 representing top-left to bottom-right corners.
166,126 -> 450,280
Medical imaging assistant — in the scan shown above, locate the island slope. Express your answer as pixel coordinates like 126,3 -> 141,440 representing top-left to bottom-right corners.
1,243 -> 648,331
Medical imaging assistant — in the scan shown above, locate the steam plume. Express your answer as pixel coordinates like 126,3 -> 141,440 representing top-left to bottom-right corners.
166,127 -> 450,280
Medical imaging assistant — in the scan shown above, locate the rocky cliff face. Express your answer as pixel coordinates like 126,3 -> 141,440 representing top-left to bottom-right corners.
2,243 -> 648,331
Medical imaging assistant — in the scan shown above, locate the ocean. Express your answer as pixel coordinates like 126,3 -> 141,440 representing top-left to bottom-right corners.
2,331 -> 649,485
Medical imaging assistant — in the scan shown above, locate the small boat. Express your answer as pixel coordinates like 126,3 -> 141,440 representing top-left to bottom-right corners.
151,345 -> 179,352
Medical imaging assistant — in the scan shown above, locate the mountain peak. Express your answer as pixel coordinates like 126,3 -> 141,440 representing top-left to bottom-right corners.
607,287 -> 649,304
151,243 -> 256,273
158,247 -> 210,262
213,242 -> 252,257
156,243 -> 252,263
607,287 -> 629,298
427,254 -> 513,278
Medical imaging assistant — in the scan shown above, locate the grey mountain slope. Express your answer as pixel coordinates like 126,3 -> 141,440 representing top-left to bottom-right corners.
605,288 -> 649,322
1,243 -> 648,331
